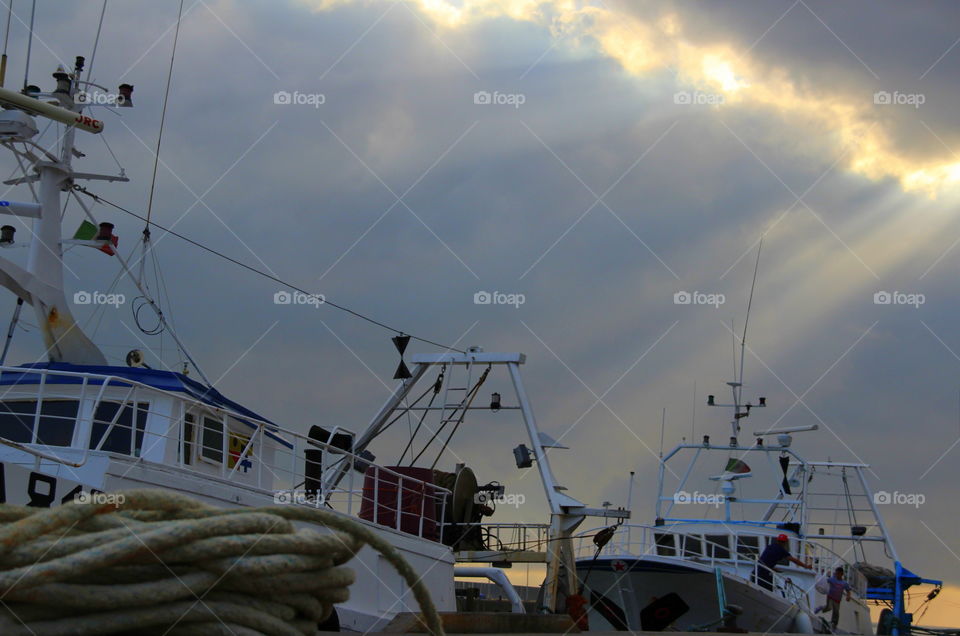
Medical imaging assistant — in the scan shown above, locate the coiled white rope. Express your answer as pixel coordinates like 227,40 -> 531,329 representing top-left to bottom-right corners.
0,489 -> 444,636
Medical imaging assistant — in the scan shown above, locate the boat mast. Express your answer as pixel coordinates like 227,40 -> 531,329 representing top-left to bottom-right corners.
0,57 -> 128,365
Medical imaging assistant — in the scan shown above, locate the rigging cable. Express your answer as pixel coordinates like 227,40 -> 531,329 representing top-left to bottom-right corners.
140,0 -> 184,286
0,0 -> 12,86
84,0 -> 107,85
73,186 -> 468,353
22,0 -> 33,90
397,367 -> 445,465
409,366 -> 490,467
145,0 -> 182,231
428,365 -> 490,470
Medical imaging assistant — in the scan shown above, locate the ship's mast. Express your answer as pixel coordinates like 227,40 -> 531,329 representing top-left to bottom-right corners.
0,57 -> 128,364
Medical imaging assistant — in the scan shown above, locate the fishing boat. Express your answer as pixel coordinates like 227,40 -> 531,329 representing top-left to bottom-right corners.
573,275 -> 943,634
0,25 -> 621,632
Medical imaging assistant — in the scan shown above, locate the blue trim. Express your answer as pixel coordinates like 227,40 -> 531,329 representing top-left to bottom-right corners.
0,363 -> 293,449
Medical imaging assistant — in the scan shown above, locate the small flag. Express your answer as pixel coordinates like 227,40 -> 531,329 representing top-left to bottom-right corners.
724,458 -> 751,474
73,220 -> 118,255
73,220 -> 97,240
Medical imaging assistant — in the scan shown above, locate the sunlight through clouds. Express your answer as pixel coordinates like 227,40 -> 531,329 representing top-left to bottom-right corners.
300,0 -> 960,195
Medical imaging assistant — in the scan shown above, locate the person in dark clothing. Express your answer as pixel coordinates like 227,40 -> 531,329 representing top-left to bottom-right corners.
754,534 -> 812,590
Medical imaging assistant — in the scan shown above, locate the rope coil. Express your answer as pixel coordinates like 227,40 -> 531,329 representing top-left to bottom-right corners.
0,489 -> 444,636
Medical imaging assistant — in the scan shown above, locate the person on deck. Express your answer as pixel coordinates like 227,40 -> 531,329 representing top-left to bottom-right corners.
754,534 -> 812,590
816,567 -> 852,631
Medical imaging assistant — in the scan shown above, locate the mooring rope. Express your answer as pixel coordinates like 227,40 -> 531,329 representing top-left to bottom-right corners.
0,489 -> 444,636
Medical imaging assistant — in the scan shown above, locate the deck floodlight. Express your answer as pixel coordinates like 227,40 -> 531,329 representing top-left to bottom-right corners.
702,434 -> 710,446
490,392 -> 501,412
353,449 -> 375,473
513,444 -> 532,469
758,396 -> 766,406
0,225 -> 14,245
707,395 -> 715,405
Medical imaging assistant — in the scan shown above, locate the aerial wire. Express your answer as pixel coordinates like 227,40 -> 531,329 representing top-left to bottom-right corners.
74,187 -> 466,353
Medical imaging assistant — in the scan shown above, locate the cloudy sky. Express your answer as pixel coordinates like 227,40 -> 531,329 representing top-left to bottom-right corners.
1,0 -> 959,625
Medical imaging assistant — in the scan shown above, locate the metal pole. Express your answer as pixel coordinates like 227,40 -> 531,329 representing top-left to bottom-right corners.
0,296 -> 23,364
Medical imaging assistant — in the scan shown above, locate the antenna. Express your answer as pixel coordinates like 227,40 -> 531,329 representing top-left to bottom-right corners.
739,237 -> 763,387
707,238 -> 766,444
690,380 -> 696,442
659,407 -> 666,458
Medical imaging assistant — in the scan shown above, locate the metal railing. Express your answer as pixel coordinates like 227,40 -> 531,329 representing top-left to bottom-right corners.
575,524 -> 865,604
0,365 -> 450,542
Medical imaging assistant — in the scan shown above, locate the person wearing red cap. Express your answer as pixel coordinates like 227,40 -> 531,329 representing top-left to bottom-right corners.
754,534 -> 812,591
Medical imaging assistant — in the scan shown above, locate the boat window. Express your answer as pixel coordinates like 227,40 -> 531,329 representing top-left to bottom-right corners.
683,535 -> 702,557
654,533 -> 676,556
706,534 -> 730,559
201,416 -> 224,464
0,400 -> 79,446
181,413 -> 195,465
737,535 -> 759,558
89,402 -> 148,455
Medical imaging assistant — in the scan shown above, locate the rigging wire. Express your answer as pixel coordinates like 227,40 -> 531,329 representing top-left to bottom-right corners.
84,0 -> 107,85
73,187 -> 467,353
0,0 -> 12,86
22,0 -> 33,90
145,0 -> 183,229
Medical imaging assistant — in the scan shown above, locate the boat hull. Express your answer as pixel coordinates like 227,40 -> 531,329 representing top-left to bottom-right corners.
577,556 -> 873,634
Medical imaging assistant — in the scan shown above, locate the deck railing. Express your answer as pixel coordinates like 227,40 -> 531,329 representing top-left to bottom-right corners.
575,524 -> 866,605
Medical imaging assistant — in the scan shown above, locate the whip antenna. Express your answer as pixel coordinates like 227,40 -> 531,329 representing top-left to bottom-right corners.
739,237 -> 763,386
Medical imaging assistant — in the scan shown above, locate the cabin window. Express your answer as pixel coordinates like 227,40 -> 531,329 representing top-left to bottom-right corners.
654,533 -> 676,556
737,535 -> 759,558
683,535 -> 702,557
200,416 -> 224,464
181,413 -> 195,465
0,400 -> 79,446
89,402 -> 148,456
706,534 -> 730,559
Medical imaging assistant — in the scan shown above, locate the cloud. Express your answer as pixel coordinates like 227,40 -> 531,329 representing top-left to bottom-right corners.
299,0 -> 960,195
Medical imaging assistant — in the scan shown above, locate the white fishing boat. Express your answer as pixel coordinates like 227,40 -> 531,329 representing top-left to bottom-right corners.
573,267 -> 943,635
0,25 -> 621,633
